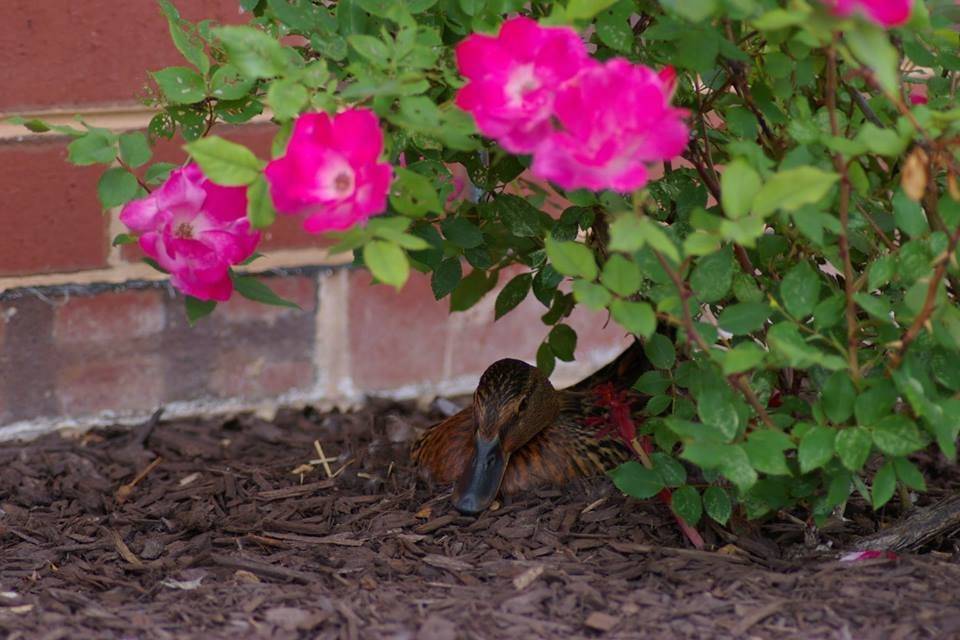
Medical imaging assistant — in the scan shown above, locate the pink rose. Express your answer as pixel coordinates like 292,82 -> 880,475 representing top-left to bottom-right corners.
120,164 -> 260,302
264,109 -> 392,233
822,0 -> 912,27
531,59 -> 689,192
455,16 -> 590,154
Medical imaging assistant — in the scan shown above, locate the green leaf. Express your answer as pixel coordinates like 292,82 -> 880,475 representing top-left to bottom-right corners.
651,453 -> 687,487
440,217 -> 483,248
185,296 -> 217,325
846,23 -> 900,94
450,269 -> 496,312
495,273 -> 532,320
348,34 -> 391,66
214,25 -> 289,78
798,425 -> 836,474
698,389 -> 740,442
548,324 -> 577,362
717,302 -> 771,335
752,167 -> 839,217
872,459 -> 897,509
184,136 -> 262,186
608,215 -> 646,253
703,486 -> 732,525
247,174 -> 276,229
67,130 -> 117,165
564,0 -> 619,20
719,445 -> 758,492
118,132 -> 152,168
158,0 -> 210,73
744,429 -> 793,476
601,255 -> 642,297
868,254 -> 896,291
780,261 -> 820,319
872,415 -> 925,456
210,65 -> 255,100
610,300 -> 656,338
721,159 -> 762,219
690,247 -> 735,303
893,188 -> 928,238
431,258 -> 462,300
671,485 -> 702,525
536,341 -> 556,377
644,333 -> 676,370
97,168 -> 139,209
391,168 -> 442,218
545,238 -> 597,280
854,382 -> 896,426
112,233 -> 137,247
853,292 -> 890,320
232,276 -> 301,308
835,427 -> 872,472
722,342 -> 766,375
822,371 -> 856,424
496,195 -> 542,238
152,66 -> 206,104
608,461 -> 665,500
267,79 -> 309,121
893,457 -> 926,492
639,218 -> 680,263
363,240 -> 410,290
572,279 -> 613,310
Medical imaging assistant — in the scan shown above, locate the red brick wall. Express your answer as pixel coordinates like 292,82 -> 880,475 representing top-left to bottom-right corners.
0,1 -> 630,439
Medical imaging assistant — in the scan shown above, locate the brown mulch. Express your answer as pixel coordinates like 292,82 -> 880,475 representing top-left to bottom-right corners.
1,401 -> 959,640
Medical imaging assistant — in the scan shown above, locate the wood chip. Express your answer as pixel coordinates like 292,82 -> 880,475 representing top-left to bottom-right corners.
261,531 -> 365,547
110,530 -> 142,568
421,554 -> 473,573
585,611 -> 620,632
512,565 -> 545,591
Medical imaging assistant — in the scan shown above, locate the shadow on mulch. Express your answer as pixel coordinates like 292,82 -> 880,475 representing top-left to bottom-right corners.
1,400 -> 959,640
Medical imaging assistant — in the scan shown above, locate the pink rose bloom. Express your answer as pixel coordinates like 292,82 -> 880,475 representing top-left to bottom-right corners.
455,16 -> 590,154
822,0 -> 912,27
908,85 -> 928,105
120,164 -> 260,301
264,109 -> 392,233
531,60 -> 689,192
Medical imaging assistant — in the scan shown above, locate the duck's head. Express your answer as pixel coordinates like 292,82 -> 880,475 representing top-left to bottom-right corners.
453,358 -> 560,515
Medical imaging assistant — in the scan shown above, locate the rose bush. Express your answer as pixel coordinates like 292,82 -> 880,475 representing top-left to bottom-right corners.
16,0 -> 960,530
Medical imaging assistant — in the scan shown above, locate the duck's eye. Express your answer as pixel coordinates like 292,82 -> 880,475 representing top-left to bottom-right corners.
517,396 -> 529,414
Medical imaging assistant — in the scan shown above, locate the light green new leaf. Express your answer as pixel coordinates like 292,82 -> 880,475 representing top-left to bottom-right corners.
185,136 -> 262,186
752,167 -> 839,217
363,240 -> 410,290
835,427 -> 872,472
721,159 -> 762,219
545,237 -> 597,280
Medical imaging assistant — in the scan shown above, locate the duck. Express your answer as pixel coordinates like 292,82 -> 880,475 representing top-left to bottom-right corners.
411,340 -> 653,514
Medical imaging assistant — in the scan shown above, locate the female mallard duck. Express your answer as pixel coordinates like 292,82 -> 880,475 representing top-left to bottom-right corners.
411,342 -> 652,514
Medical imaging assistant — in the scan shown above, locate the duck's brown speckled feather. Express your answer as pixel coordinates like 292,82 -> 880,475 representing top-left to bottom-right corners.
411,391 -> 631,493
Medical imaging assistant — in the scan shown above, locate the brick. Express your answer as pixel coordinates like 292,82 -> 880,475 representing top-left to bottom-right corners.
347,270 -> 450,391
160,274 -> 317,403
0,296 -> 58,423
1,0 -> 246,112
57,353 -> 165,416
218,275 -> 317,326
208,350 -> 313,399
0,139 -> 109,276
53,289 -> 165,345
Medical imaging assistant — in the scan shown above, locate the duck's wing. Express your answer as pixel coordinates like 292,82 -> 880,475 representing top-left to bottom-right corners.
410,406 -> 476,484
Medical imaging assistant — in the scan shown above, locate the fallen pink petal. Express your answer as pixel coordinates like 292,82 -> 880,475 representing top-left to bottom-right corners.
119,164 -> 260,301
840,550 -> 899,562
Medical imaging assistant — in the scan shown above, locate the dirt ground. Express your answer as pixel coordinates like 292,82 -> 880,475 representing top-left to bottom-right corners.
1,400 -> 959,640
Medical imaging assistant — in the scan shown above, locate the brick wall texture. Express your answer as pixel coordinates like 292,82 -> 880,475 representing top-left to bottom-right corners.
0,2 -> 631,439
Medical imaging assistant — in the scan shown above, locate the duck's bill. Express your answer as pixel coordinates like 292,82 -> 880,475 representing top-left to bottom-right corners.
452,436 -> 508,515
